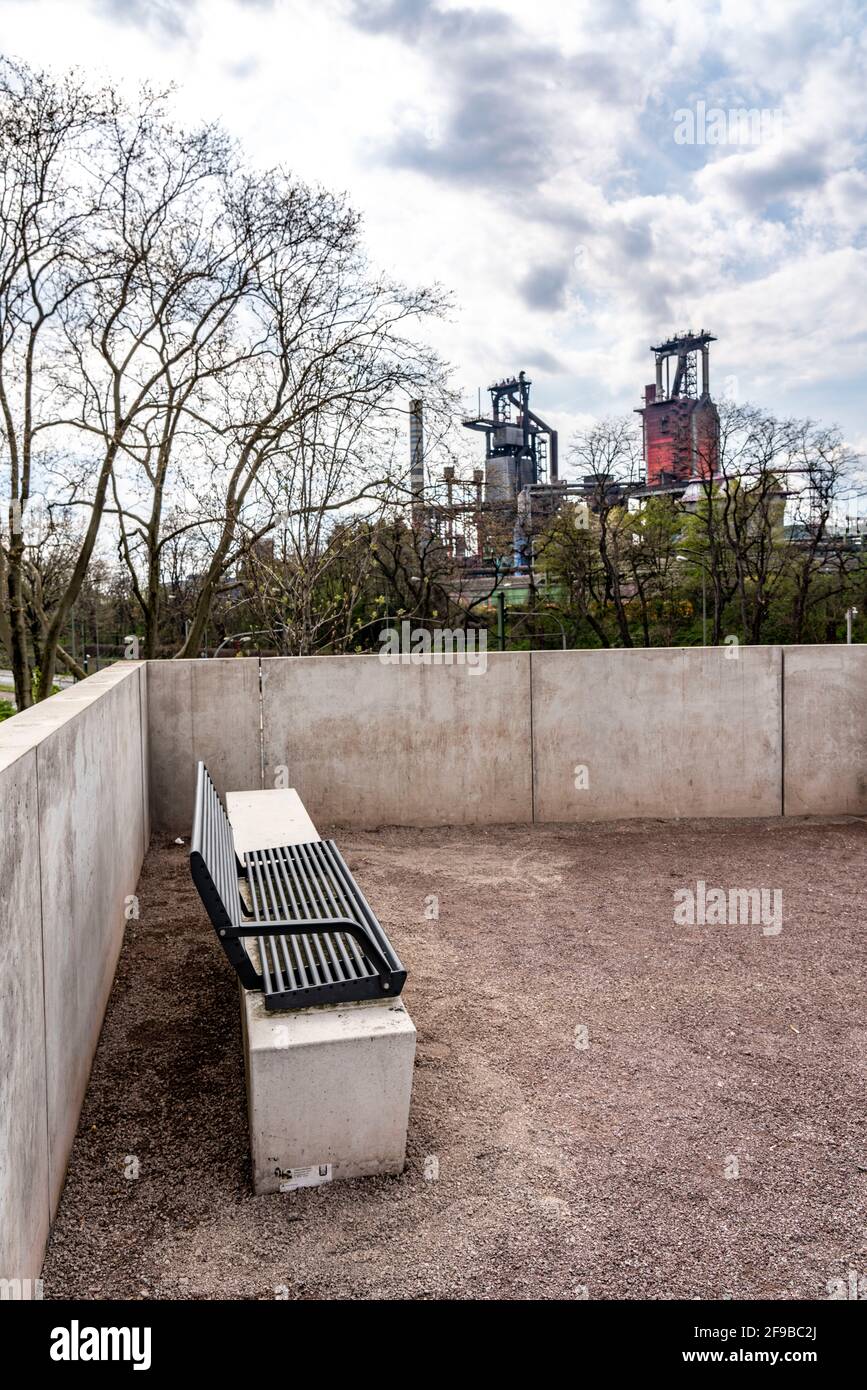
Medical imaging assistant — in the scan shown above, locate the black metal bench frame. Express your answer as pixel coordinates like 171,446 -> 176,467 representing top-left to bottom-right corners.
189,762 -> 406,1011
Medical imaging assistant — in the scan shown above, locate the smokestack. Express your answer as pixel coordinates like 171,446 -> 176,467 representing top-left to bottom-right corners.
443,465 -> 455,556
549,429 -> 559,483
409,399 -> 424,519
472,467 -> 485,559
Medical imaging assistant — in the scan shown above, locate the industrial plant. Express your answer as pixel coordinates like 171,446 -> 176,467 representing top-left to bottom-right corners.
637,330 -> 719,492
410,330 -> 723,580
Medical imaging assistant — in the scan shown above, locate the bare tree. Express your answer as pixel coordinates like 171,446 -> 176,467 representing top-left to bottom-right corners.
172,242 -> 446,657
0,60 -> 111,706
235,411 -> 404,655
0,58 -> 448,697
567,417 -> 643,647
537,500 -> 612,646
784,422 -> 856,643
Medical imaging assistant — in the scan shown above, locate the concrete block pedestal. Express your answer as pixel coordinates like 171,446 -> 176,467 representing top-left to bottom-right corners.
241,992 -> 416,1193
226,787 -> 416,1196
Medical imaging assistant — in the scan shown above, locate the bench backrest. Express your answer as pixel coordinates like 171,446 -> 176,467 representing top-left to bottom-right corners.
190,762 -> 243,931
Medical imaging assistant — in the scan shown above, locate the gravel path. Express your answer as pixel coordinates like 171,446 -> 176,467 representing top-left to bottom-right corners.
42,817 -> 866,1300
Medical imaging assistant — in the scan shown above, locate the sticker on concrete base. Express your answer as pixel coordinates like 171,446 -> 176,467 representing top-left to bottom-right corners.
277,1163 -> 333,1192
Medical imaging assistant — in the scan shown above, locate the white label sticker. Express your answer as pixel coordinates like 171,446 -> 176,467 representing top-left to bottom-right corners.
278,1163 -> 333,1192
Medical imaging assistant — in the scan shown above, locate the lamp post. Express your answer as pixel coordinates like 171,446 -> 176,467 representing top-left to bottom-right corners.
677,551 -> 708,646
212,626 -> 289,658
701,568 -> 707,647
496,590 -> 506,651
214,633 -> 252,658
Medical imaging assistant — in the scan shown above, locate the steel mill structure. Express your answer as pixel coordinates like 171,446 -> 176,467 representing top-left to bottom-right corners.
410,333 -> 726,581
636,331 -> 720,492
460,372 -> 562,570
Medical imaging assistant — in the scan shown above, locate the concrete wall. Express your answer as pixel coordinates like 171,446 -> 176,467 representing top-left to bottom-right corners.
147,659 -> 261,834
149,653 -> 534,833
532,646 -> 783,821
783,645 -> 867,816
147,646 -> 867,831
0,663 -> 148,1285
261,654 -> 532,827
0,746 -> 48,1284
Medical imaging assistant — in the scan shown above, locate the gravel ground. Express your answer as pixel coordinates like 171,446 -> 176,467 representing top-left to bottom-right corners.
42,817 -> 866,1301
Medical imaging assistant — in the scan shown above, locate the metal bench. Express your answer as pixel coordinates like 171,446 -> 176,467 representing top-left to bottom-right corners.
189,762 -> 406,1012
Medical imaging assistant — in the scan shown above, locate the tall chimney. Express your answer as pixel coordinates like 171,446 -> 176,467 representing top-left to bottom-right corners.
409,399 -> 425,521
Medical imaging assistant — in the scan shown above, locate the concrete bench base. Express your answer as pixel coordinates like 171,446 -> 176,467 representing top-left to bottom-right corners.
226,788 -> 416,1196
241,991 -> 416,1193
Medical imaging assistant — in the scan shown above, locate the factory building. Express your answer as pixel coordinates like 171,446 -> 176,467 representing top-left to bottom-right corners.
409,330 -> 723,578
460,372 -> 561,569
636,331 -> 720,489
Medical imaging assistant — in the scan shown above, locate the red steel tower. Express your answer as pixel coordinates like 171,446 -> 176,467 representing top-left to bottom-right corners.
637,331 -> 719,488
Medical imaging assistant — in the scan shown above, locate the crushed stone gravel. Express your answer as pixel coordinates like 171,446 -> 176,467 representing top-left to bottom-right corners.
42,816 -> 866,1300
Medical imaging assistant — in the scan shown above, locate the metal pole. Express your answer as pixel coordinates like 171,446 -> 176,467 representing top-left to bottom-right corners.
496,590 -> 506,652
702,569 -> 707,646
846,607 -> 854,644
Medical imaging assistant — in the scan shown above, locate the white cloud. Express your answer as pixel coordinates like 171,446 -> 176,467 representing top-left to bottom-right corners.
0,0 -> 864,444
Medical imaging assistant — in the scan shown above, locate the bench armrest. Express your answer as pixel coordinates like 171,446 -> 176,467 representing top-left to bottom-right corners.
219,916 -> 395,985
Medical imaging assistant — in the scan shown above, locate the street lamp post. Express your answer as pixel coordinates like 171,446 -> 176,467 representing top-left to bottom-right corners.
701,568 -> 707,647
677,552 -> 708,646
214,634 -> 252,658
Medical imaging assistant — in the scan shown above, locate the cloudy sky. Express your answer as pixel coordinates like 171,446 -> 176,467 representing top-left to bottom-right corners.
3,0 -> 867,481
